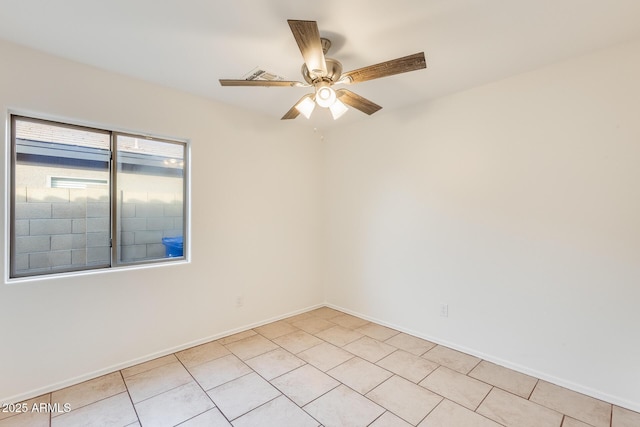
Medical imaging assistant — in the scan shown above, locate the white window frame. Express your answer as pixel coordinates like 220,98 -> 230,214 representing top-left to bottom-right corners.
7,114 -> 190,280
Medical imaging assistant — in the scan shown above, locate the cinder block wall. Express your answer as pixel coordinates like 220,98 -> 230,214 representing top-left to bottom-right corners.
14,187 -> 109,273
13,187 -> 183,275
119,190 -> 184,261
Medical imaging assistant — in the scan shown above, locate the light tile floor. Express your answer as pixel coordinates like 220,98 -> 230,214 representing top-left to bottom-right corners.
2,307 -> 639,427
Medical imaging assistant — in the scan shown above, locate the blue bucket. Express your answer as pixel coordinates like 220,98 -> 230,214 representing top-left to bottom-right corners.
161,236 -> 183,257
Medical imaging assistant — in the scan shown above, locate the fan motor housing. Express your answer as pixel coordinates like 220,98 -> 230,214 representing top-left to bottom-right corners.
302,58 -> 343,84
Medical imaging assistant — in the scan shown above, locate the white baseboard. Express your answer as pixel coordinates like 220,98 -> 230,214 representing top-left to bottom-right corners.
1,303 -> 324,405
324,302 -> 640,414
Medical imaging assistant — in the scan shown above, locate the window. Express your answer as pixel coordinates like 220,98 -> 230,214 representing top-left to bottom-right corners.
9,116 -> 188,278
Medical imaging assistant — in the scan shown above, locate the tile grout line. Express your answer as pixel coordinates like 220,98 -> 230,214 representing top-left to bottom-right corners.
473,400 -> 510,427
124,375 -> 192,407
121,355 -> 177,380
610,404 -> 613,427
527,379 -> 540,400
357,374 -> 414,423
415,398 -> 446,427
50,390 -> 129,421
119,371 -> 142,427
173,350 -> 232,425
226,394 -> 282,423
473,385 -> 494,412
365,411 -> 385,427
468,358 -> 483,374
296,380 -> 342,409
469,376 -> 536,405
302,380 -> 390,423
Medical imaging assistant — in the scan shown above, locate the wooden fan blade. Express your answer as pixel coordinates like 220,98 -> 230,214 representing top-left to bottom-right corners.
342,52 -> 426,84
287,20 -> 327,77
219,79 -> 303,87
336,89 -> 382,115
281,106 -> 300,120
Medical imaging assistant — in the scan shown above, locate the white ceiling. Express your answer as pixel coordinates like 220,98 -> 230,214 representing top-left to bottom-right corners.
1,0 -> 640,128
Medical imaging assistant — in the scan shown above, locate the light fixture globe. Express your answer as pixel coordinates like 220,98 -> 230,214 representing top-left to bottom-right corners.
294,94 -> 315,119
315,81 -> 336,108
329,99 -> 348,120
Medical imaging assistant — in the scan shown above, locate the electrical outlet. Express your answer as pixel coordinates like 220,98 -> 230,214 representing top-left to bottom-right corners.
440,303 -> 448,317
236,295 -> 244,308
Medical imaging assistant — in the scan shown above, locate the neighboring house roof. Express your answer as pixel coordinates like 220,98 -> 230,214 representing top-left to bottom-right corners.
15,119 -> 183,160
16,119 -> 110,150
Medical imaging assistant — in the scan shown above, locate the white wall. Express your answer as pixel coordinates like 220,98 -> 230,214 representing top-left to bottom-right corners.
0,39 -> 324,402
324,39 -> 640,411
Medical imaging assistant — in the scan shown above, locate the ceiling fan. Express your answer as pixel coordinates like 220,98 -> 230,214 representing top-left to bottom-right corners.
219,19 -> 427,120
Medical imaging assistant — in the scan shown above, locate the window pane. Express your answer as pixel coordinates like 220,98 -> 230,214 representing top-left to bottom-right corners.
115,134 -> 185,264
12,118 -> 111,277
